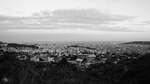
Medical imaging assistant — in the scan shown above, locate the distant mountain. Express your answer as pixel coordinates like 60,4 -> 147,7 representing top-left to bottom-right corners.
122,41 -> 150,45
7,43 -> 39,49
0,41 -> 5,44
0,41 -> 39,49
67,45 -> 96,50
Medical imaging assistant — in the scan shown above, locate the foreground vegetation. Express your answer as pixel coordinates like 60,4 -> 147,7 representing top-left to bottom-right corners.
0,52 -> 150,84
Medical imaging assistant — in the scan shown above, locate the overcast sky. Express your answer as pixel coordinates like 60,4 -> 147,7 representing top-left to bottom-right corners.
0,0 -> 150,42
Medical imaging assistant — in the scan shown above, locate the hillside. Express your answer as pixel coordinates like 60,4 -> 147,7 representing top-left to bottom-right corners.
122,41 -> 150,45
0,41 -> 39,49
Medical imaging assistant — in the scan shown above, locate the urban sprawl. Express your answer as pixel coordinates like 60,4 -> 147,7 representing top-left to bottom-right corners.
0,41 -> 149,69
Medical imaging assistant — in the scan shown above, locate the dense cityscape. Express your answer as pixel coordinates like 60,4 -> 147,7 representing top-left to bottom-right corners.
0,41 -> 150,84
1,41 -> 149,67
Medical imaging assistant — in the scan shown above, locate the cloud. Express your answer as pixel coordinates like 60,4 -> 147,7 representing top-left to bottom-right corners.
137,20 -> 150,25
0,9 -> 136,32
50,9 -> 133,24
32,9 -> 133,25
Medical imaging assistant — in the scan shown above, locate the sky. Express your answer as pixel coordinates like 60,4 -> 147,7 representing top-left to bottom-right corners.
0,0 -> 150,42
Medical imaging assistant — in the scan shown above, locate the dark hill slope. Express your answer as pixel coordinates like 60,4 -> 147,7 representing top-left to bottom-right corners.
123,41 -> 150,45
7,43 -> 38,49
0,52 -> 150,84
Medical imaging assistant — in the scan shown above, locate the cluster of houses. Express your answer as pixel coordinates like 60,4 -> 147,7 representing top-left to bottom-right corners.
1,41 -> 148,68
16,52 -> 98,66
